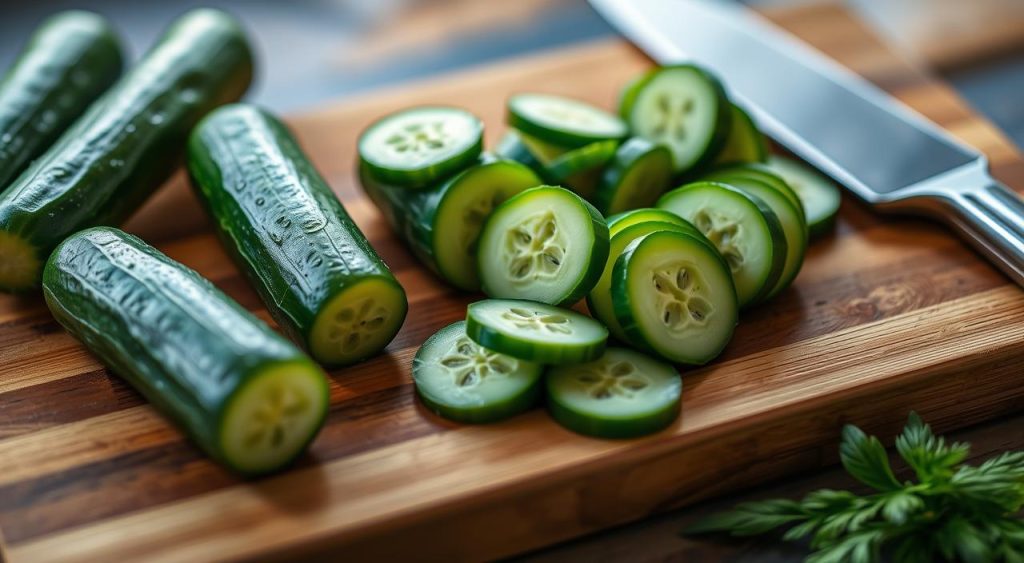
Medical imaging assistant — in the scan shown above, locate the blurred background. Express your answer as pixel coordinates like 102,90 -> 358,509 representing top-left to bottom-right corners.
1,0 -> 1022,147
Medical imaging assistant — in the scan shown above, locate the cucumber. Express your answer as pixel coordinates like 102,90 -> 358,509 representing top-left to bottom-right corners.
546,347 -> 681,438
587,220 -> 703,343
507,93 -> 627,148
358,106 -> 483,188
658,182 -> 787,307
607,207 -> 693,236
360,155 -> 542,291
702,164 -> 804,216
712,103 -> 769,166
595,138 -> 674,215
0,9 -> 253,292
188,105 -> 407,367
0,11 -> 123,190
477,186 -> 609,306
466,299 -> 608,365
498,130 -> 617,200
413,321 -> 542,423
612,230 -> 738,364
619,64 -> 730,173
42,227 -> 329,476
767,155 -> 842,238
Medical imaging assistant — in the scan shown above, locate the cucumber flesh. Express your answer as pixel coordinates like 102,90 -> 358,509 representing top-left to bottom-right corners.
658,182 -> 787,307
620,65 -> 730,173
546,347 -> 681,438
607,207 -> 692,237
767,156 -> 842,238
359,106 -> 483,187
595,138 -> 674,215
712,103 -> 769,166
611,231 -> 738,364
466,299 -> 608,365
309,277 -> 407,365
478,186 -> 609,306
508,93 -> 627,148
702,164 -> 804,218
508,129 -> 618,200
413,321 -> 542,423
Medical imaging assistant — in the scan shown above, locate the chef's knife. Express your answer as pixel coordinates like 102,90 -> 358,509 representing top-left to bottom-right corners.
589,0 -> 1024,287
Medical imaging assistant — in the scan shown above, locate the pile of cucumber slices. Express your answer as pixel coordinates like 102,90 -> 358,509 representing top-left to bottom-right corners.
359,64 -> 841,438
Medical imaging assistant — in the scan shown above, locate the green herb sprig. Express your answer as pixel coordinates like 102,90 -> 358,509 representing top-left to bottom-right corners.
686,413 -> 1024,562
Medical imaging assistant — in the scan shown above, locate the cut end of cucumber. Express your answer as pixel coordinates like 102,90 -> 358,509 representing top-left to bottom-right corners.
310,277 -> 408,366
0,231 -> 42,291
219,360 -> 329,475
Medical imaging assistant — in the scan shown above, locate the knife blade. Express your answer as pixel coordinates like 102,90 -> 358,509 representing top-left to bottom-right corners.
589,0 -> 1024,287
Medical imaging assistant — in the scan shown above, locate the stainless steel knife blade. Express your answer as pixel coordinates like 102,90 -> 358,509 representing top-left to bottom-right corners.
589,0 -> 1024,286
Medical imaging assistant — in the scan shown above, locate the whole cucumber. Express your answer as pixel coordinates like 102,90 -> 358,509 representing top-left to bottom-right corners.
188,104 -> 408,367
43,227 -> 330,476
0,8 -> 253,292
0,11 -> 123,189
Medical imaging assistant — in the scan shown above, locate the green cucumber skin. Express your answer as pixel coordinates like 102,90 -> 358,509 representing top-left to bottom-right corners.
188,104 -> 406,366
0,11 -> 123,190
0,9 -> 253,291
42,227 -> 327,475
546,388 -> 680,439
417,376 -> 542,424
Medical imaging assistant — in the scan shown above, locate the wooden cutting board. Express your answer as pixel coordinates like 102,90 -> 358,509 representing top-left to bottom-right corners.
1,4 -> 1022,562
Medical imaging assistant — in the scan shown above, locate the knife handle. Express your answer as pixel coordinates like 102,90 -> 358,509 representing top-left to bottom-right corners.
939,181 -> 1024,287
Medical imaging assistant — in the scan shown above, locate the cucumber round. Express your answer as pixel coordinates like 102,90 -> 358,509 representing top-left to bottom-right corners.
595,138 -> 674,215
611,230 -> 738,364
619,64 -> 730,173
587,220 -> 701,343
767,156 -> 842,238
466,299 -> 608,364
503,129 -> 618,200
708,176 -> 807,300
477,186 -> 609,306
657,182 -> 786,307
546,347 -> 681,438
712,103 -> 769,166
607,207 -> 692,237
702,164 -> 804,217
43,227 -> 329,476
507,93 -> 627,148
413,321 -> 542,423
358,106 -> 483,187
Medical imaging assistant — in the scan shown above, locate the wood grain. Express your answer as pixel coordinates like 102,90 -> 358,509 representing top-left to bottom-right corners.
1,4 -> 1022,561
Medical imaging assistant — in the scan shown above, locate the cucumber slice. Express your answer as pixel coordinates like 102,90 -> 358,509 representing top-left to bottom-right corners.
507,129 -> 618,200
595,138 -> 674,215
620,64 -> 730,173
657,182 -> 787,307
767,156 -> 842,238
466,299 -> 608,365
702,164 -> 804,217
612,231 -> 738,364
708,176 -> 807,300
546,347 -> 681,438
607,207 -> 692,237
413,321 -> 542,423
478,186 -> 609,305
713,103 -> 769,166
587,221 -> 700,343
507,93 -> 628,148
359,106 -> 483,187
496,130 -> 546,171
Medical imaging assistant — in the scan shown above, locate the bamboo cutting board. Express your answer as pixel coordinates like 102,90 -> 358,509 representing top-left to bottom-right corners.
1,4 -> 1023,561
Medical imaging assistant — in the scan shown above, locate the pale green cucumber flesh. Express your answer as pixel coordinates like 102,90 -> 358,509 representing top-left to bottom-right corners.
466,298 -> 608,365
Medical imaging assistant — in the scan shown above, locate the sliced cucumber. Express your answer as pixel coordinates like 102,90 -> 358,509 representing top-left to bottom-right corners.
413,321 -> 542,423
477,186 -> 609,306
587,221 -> 700,343
466,299 -> 607,365
767,155 -> 841,238
657,182 -> 786,307
713,103 -> 769,166
708,176 -> 807,299
507,93 -> 627,148
595,138 -> 674,215
359,106 -> 483,187
702,164 -> 804,217
607,207 -> 692,237
502,129 -> 617,200
546,347 -> 681,438
620,64 -> 730,173
612,231 -> 738,364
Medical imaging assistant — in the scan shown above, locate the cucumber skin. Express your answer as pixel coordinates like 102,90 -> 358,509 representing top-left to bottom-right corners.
42,227 -> 328,475
188,104 -> 407,366
0,9 -> 253,291
0,11 -> 123,190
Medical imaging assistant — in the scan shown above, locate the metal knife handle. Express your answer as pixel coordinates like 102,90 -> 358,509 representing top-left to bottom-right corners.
941,181 -> 1024,287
